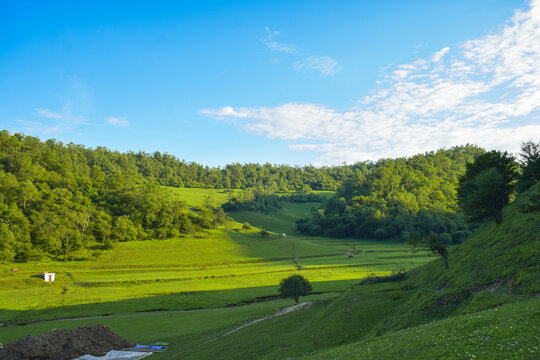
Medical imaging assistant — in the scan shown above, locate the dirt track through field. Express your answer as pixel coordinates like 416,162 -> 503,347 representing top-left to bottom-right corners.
168,302 -> 312,357
2,300 -> 313,358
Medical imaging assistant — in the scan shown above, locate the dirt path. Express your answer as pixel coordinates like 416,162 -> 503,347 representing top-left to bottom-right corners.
216,301 -> 311,338
2,301 -> 313,359
168,302 -> 312,357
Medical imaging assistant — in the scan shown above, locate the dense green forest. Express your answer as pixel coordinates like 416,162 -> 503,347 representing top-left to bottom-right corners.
0,131 -> 362,262
296,146 -> 484,241
0,131 -> 222,262
1,130 -> 537,263
297,142 -> 539,242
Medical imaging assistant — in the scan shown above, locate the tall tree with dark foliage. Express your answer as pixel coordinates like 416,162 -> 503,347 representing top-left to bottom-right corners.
458,151 -> 519,224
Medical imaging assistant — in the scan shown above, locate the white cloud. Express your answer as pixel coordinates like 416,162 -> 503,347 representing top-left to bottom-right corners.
431,46 -> 450,62
106,117 -> 128,126
206,1 -> 540,165
16,119 -> 64,134
35,108 -> 62,119
261,28 -> 342,75
294,56 -> 342,76
261,27 -> 299,53
34,107 -> 87,123
22,107 -> 87,135
200,106 -> 248,118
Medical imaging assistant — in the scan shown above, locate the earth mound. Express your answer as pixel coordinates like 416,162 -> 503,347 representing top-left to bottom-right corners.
0,324 -> 135,360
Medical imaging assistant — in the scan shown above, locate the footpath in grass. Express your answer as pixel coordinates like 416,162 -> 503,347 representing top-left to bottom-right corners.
0,293 -> 339,359
174,280 -> 418,360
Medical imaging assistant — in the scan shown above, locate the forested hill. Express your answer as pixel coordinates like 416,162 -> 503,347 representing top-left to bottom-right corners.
0,130 -> 491,263
0,130 -> 363,262
297,145 -> 485,241
0,131 -> 362,192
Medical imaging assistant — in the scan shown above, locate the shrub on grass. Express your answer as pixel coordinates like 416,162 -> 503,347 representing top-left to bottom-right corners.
359,270 -> 406,285
278,274 -> 312,303
242,222 -> 251,232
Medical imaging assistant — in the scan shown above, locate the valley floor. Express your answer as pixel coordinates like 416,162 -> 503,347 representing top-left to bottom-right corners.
0,226 -> 432,358
2,187 -> 537,359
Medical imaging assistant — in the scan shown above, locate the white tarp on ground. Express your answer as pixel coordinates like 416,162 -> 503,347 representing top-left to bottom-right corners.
74,350 -> 153,360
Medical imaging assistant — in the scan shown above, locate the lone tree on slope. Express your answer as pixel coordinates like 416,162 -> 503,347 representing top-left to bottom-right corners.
457,150 -> 518,224
408,232 -> 449,270
278,274 -> 312,303
518,140 -> 540,192
242,222 -> 251,232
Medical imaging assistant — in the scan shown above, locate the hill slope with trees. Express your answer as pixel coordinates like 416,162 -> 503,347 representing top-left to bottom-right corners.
0,130 -> 362,262
296,145 -> 485,241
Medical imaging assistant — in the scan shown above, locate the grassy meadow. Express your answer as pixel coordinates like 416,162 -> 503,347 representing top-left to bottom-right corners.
0,187 -> 433,352
303,297 -> 540,360
0,229 -> 430,323
162,186 -> 237,211
1,184 -> 538,360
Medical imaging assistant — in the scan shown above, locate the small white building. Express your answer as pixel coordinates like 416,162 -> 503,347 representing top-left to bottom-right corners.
42,272 -> 55,282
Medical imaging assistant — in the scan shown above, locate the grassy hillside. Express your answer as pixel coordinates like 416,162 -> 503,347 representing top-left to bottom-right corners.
163,186 -> 239,211
228,202 -> 319,234
304,297 -> 539,360
176,183 -> 539,359
175,281 -> 411,359
384,181 -> 540,331
0,187 -> 431,327
302,181 -> 540,359
226,190 -> 333,234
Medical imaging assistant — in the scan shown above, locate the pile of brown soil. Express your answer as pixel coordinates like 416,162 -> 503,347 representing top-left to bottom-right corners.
0,325 -> 136,360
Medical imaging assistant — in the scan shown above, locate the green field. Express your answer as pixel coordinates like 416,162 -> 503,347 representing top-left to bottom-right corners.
0,187 -> 434,357
0,231 -> 430,323
0,293 -> 340,358
162,186 -> 237,211
304,297 -> 540,360
12,184 -> 538,360
0,184 -> 538,360
228,203 -> 318,234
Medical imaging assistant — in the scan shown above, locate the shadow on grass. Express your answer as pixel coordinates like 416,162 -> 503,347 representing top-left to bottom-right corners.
0,279 -> 356,326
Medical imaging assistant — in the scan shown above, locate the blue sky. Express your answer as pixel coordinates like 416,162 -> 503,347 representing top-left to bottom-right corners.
1,0 -> 539,165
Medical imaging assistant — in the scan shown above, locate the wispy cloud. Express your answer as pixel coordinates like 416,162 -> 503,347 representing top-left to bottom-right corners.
34,107 -> 87,123
431,46 -> 450,62
106,117 -> 128,126
261,28 -> 342,76
20,107 -> 87,135
204,1 -> 540,165
294,56 -> 342,76
15,119 -> 65,134
200,106 -> 248,118
261,27 -> 299,53
35,108 -> 63,119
